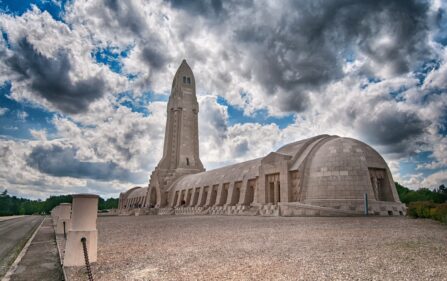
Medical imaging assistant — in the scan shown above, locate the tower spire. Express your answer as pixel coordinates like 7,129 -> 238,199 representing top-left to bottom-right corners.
157,60 -> 204,174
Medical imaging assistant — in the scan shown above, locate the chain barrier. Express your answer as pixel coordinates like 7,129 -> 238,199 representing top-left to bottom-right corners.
81,237 -> 94,281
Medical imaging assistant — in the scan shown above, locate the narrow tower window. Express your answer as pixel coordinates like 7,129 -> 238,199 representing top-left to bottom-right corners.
187,77 -> 191,84
186,157 -> 190,166
183,76 -> 187,83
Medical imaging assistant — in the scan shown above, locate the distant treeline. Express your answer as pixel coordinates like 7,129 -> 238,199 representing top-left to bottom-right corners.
0,190 -> 118,216
396,182 -> 447,204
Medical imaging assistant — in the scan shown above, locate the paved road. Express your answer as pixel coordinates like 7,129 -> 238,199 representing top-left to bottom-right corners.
0,216 -> 24,222
0,216 -> 43,278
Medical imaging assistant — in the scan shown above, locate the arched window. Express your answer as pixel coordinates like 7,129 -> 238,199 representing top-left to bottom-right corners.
183,76 -> 187,83
187,77 -> 191,84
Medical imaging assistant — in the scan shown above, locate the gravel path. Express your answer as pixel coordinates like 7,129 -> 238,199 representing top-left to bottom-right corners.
66,215 -> 447,281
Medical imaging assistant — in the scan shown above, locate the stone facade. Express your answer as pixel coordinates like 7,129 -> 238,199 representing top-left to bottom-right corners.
119,60 -> 406,216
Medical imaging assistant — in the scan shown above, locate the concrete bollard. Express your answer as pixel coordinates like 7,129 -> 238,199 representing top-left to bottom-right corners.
64,194 -> 99,267
55,203 -> 72,235
52,205 -> 62,227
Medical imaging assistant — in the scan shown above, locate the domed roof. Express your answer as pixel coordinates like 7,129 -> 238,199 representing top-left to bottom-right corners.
124,186 -> 148,199
299,136 -> 400,203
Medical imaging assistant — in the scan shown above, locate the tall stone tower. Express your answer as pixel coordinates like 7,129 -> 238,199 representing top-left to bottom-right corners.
148,60 -> 204,207
158,59 -> 204,173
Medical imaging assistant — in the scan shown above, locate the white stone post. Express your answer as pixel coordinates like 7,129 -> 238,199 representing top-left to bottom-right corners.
55,203 -> 71,235
52,205 -> 62,227
64,194 -> 98,267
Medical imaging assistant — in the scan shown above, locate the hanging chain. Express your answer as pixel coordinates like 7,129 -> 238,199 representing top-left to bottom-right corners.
81,237 -> 94,281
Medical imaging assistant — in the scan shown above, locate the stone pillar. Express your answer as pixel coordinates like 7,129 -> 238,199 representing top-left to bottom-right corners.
280,161 -> 290,203
252,177 -> 259,206
225,182 -> 236,206
64,194 -> 98,267
55,203 -> 71,235
215,183 -> 225,206
175,190 -> 183,207
185,189 -> 191,206
189,188 -> 199,207
204,185 -> 214,207
238,179 -> 249,205
274,181 -> 280,204
196,187 -> 205,207
257,167 -> 267,204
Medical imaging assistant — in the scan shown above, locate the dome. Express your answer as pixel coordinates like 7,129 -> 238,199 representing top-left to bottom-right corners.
124,186 -> 148,199
300,137 -> 400,204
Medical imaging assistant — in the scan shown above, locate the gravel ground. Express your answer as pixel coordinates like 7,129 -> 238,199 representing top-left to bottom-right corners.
66,215 -> 447,281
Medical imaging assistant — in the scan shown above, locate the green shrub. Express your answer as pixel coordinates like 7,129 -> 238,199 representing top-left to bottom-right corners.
408,201 -> 434,218
432,204 -> 447,224
408,201 -> 447,224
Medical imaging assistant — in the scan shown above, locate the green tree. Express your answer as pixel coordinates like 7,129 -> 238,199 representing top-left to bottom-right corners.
0,193 -> 119,216
396,182 -> 446,204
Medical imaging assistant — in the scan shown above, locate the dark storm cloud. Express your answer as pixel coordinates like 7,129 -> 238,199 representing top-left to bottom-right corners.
27,144 -> 144,182
355,106 -> 429,154
101,0 -> 169,70
103,0 -> 147,36
140,46 -> 168,70
166,0 -> 225,17
5,38 -> 106,114
233,0 -> 431,112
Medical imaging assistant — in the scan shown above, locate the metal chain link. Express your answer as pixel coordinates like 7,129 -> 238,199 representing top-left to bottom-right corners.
81,237 -> 94,281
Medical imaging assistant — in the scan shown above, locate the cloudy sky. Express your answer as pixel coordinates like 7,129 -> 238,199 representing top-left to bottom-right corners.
0,0 -> 446,199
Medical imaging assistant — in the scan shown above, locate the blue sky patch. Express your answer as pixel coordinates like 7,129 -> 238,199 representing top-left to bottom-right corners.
217,96 -> 295,129
93,46 -> 133,74
360,77 -> 382,89
414,59 -> 441,86
1,30 -> 10,48
0,82 -> 56,139
0,0 -> 68,21
398,151 -> 444,188
116,91 -> 168,117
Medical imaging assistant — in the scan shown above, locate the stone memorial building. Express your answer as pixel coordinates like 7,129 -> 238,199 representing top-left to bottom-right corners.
119,60 -> 406,216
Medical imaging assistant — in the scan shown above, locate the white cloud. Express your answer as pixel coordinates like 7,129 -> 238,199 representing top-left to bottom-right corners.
0,7 -> 129,114
30,129 -> 47,141
421,170 -> 447,189
0,107 -> 8,116
0,0 -> 446,198
17,110 -> 28,121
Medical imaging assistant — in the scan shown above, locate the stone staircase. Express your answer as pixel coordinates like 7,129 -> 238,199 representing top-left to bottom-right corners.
158,208 -> 175,215
174,207 -> 208,215
259,204 -> 279,216
121,205 -> 276,217
208,206 -> 227,215
208,205 -> 259,216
